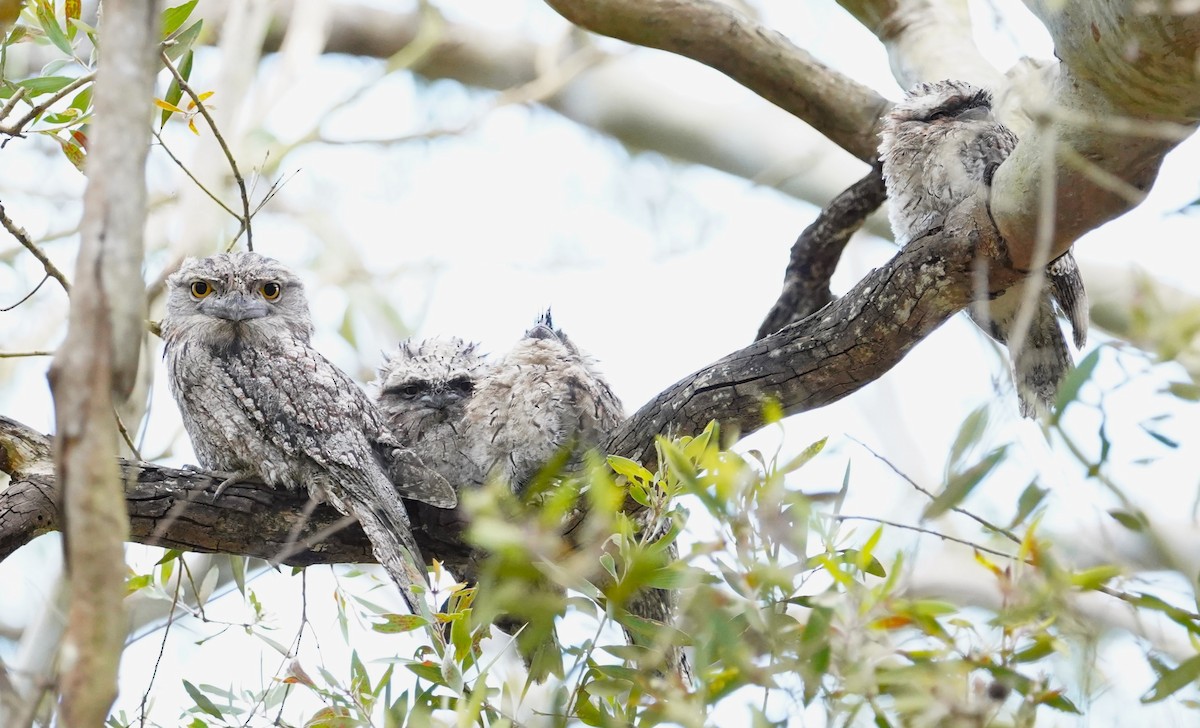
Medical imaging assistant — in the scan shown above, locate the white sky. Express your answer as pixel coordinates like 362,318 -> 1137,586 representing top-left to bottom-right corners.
2,0 -> 1200,724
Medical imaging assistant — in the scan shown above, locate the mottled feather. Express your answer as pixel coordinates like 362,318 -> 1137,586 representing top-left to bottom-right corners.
161,251 -> 445,613
879,80 -> 1088,416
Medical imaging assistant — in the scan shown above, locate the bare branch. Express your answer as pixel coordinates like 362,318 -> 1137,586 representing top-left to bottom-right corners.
0,351 -> 55,358
0,203 -> 72,294
542,0 -> 888,163
605,195 -> 1017,468
160,51 -> 254,251
757,167 -> 887,340
836,0 -> 1003,89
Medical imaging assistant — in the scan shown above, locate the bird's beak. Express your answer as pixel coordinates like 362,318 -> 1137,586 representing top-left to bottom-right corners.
200,292 -> 270,322
420,391 -> 456,409
956,106 -> 993,123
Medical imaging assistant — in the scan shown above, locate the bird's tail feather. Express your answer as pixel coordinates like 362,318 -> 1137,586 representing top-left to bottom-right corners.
1012,296 -> 1073,418
334,472 -> 429,616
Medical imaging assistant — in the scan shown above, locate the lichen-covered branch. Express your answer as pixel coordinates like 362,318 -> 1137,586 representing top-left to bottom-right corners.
757,167 -> 887,340
606,195 -> 1015,467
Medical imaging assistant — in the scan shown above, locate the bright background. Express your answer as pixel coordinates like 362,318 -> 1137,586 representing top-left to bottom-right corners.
2,0 -> 1200,724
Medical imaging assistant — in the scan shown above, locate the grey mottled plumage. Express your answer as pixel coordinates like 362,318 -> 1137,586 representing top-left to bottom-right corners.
463,312 -> 623,489
376,337 -> 489,491
374,336 -> 488,582
466,312 -> 691,681
161,251 -> 454,614
879,79 -> 1088,416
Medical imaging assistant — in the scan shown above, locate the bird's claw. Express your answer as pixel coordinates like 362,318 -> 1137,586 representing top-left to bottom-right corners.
181,465 -> 252,500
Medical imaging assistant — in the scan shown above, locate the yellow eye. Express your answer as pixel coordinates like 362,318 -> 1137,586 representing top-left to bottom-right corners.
260,281 -> 282,301
190,281 -> 212,298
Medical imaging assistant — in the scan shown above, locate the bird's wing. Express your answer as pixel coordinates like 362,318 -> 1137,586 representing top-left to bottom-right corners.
211,336 -> 437,613
1047,250 -> 1089,350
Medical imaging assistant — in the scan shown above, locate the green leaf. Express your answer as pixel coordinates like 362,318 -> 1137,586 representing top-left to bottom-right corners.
642,564 -> 710,589
780,437 -> 827,474
762,397 -> 784,425
160,49 -> 192,129
372,613 -> 429,634
606,455 -> 652,484
923,447 -> 1005,520
126,573 -> 152,594
1167,381 -> 1200,401
857,525 -> 884,573
16,75 -> 75,96
35,2 -> 72,54
1143,654 -> 1200,703
1038,690 -> 1082,714
1053,347 -> 1101,420
1012,635 -> 1057,663
162,0 -> 199,38
1008,481 -> 1048,529
404,661 -> 445,686
183,680 -> 223,720
947,404 -> 989,472
1070,564 -> 1122,590
165,19 -> 204,62
1108,509 -> 1146,532
230,555 -> 245,596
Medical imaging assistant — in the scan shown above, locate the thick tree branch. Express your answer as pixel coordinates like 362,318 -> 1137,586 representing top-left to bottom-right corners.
236,1 -> 887,233
2,194 -> 1014,567
606,195 -> 1016,467
0,416 -> 463,569
541,0 -> 888,163
757,167 -> 887,340
836,0 -> 1003,89
991,3 -> 1200,268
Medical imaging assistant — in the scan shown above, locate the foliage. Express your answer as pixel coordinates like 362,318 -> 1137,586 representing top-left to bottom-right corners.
0,0 -> 205,168
105,406 -> 1199,727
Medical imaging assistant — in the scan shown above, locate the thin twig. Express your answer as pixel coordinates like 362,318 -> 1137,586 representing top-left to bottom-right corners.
270,514 -> 360,566
113,407 -> 144,461
848,436 -> 1020,544
0,203 -> 72,293
830,514 -> 1020,562
138,569 -> 184,728
159,51 -> 253,251
0,73 -> 95,136
1,274 -> 50,311
150,129 -> 242,221
0,86 -> 27,124
0,350 -> 55,358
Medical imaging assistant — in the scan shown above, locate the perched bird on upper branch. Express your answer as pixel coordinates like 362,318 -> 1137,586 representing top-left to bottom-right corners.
160,251 -> 455,615
878,79 -> 1088,416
